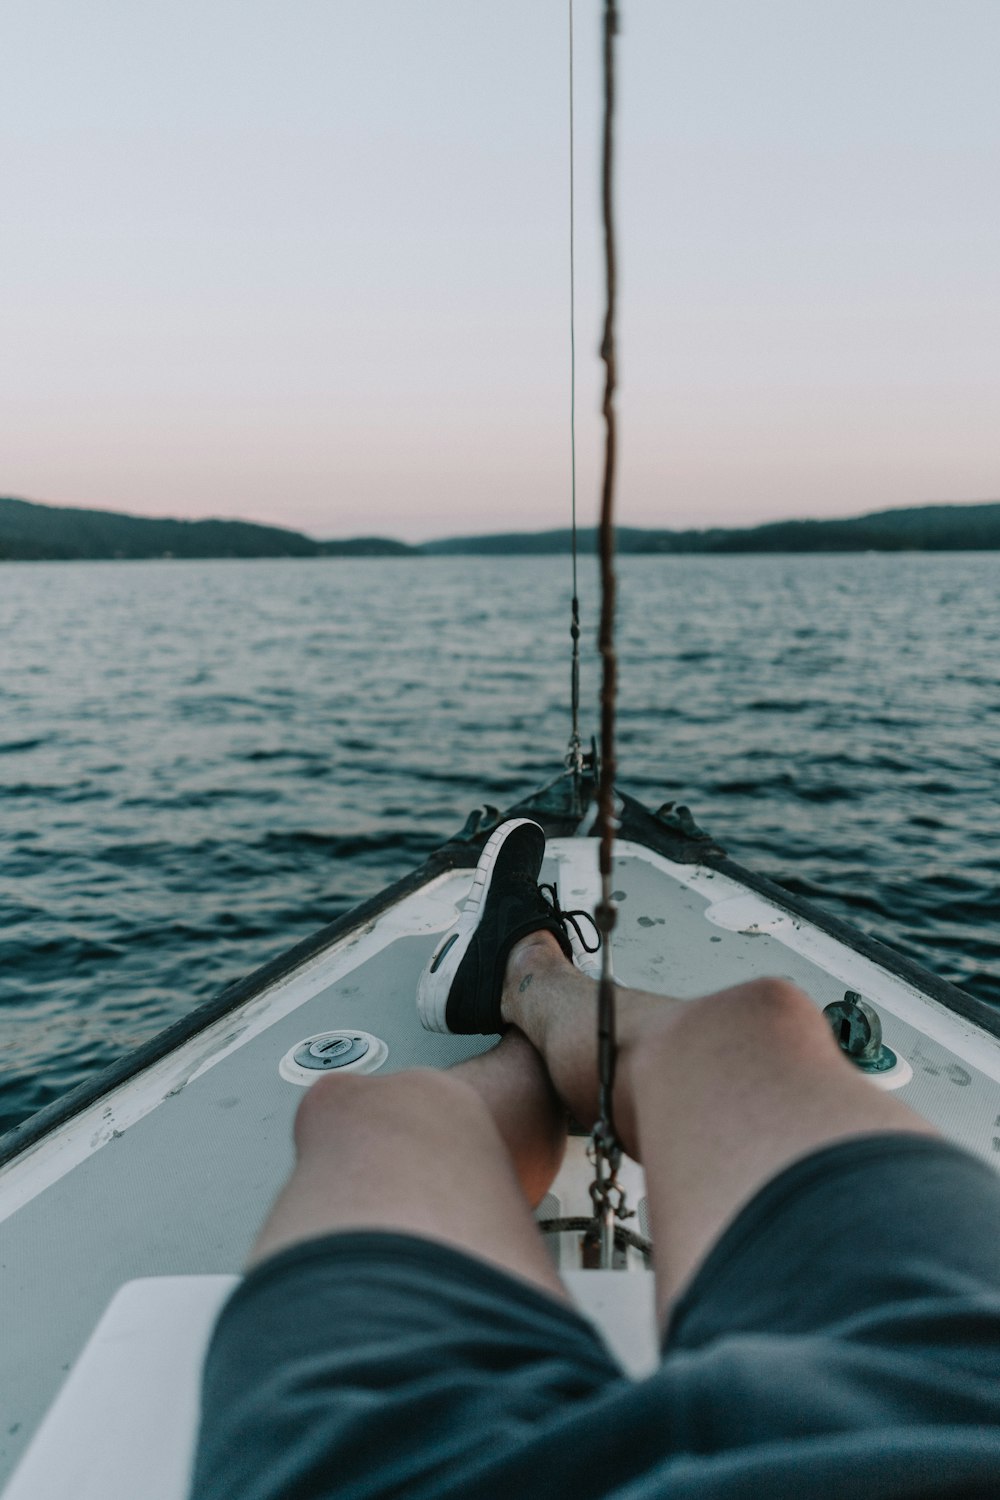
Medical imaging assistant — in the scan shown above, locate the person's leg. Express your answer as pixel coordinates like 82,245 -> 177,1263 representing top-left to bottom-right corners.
501,932 -> 937,1320
249,1028 -> 570,1299
252,806 -> 935,1323
499,931 -> 668,1154
196,1016 -> 619,1500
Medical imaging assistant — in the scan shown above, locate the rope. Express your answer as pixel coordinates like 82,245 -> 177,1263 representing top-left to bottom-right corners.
591,0 -> 622,1269
566,0 -> 583,774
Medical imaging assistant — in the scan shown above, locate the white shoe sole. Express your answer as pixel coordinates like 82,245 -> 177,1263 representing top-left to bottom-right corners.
417,817 -> 543,1034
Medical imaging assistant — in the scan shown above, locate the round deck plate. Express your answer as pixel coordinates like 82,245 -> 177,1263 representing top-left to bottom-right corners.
279,1030 -> 389,1087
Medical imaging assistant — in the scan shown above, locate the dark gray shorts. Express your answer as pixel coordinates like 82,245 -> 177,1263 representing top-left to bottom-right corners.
192,1135 -> 1000,1500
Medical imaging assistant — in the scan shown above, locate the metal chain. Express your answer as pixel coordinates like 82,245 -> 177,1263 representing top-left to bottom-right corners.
589,0 -> 623,1270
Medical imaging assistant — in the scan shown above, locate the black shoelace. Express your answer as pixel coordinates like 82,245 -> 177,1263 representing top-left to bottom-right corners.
538,882 -> 602,955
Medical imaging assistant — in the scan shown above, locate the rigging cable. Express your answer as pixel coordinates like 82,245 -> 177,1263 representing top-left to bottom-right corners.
566,0 -> 583,777
590,0 -> 623,1269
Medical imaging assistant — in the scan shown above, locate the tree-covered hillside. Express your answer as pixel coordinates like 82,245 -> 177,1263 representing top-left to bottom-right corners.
3,494 -> 999,560
0,497 -> 412,560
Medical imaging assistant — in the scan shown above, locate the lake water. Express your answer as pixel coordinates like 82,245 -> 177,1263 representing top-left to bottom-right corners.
2,552 -> 998,1135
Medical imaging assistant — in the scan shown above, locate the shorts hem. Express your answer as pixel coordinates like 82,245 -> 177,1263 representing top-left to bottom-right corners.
664,1131 -> 992,1347
226,1227 -> 606,1347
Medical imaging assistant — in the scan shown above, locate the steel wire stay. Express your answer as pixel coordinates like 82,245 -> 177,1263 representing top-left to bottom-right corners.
566,0 -> 583,780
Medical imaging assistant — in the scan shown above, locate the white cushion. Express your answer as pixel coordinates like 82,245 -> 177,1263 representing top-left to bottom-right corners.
4,1266 -> 658,1500
3,1276 -> 238,1500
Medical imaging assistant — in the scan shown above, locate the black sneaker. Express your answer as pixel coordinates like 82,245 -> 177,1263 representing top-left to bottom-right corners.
417,818 -> 597,1034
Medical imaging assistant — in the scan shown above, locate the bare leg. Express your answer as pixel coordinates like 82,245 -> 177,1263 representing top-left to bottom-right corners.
453,1028 -> 568,1206
500,932 -> 667,1154
250,927 -> 935,1326
249,1029 -> 569,1300
502,934 -> 937,1320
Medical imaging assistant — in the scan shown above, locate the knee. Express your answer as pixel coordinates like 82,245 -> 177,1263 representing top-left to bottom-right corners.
635,976 -> 831,1082
293,1066 -> 487,1156
713,975 -> 821,1034
293,1069 -> 367,1151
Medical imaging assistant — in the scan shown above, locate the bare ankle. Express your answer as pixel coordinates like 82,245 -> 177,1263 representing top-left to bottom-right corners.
501,930 -> 568,1026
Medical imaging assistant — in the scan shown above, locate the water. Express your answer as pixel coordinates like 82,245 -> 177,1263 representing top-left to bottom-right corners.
2,553 -> 998,1136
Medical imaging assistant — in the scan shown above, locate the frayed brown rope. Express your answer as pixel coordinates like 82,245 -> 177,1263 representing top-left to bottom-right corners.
595,0 -> 620,1143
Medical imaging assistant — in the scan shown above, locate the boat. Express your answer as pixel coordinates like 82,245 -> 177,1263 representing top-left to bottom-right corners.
4,754 -> 1000,1497
3,5 -> 999,1496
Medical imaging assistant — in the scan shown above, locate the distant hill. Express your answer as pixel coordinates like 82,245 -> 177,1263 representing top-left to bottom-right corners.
318,536 -> 414,557
0,497 -> 412,561
422,526 -> 725,554
2,494 -> 1000,560
691,503 -> 1000,554
424,504 -> 1000,555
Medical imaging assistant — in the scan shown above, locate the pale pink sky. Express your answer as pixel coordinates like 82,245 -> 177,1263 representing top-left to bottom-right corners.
3,1 -> 998,541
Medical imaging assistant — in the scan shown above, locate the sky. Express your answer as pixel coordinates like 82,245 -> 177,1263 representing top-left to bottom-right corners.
2,1 -> 998,542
